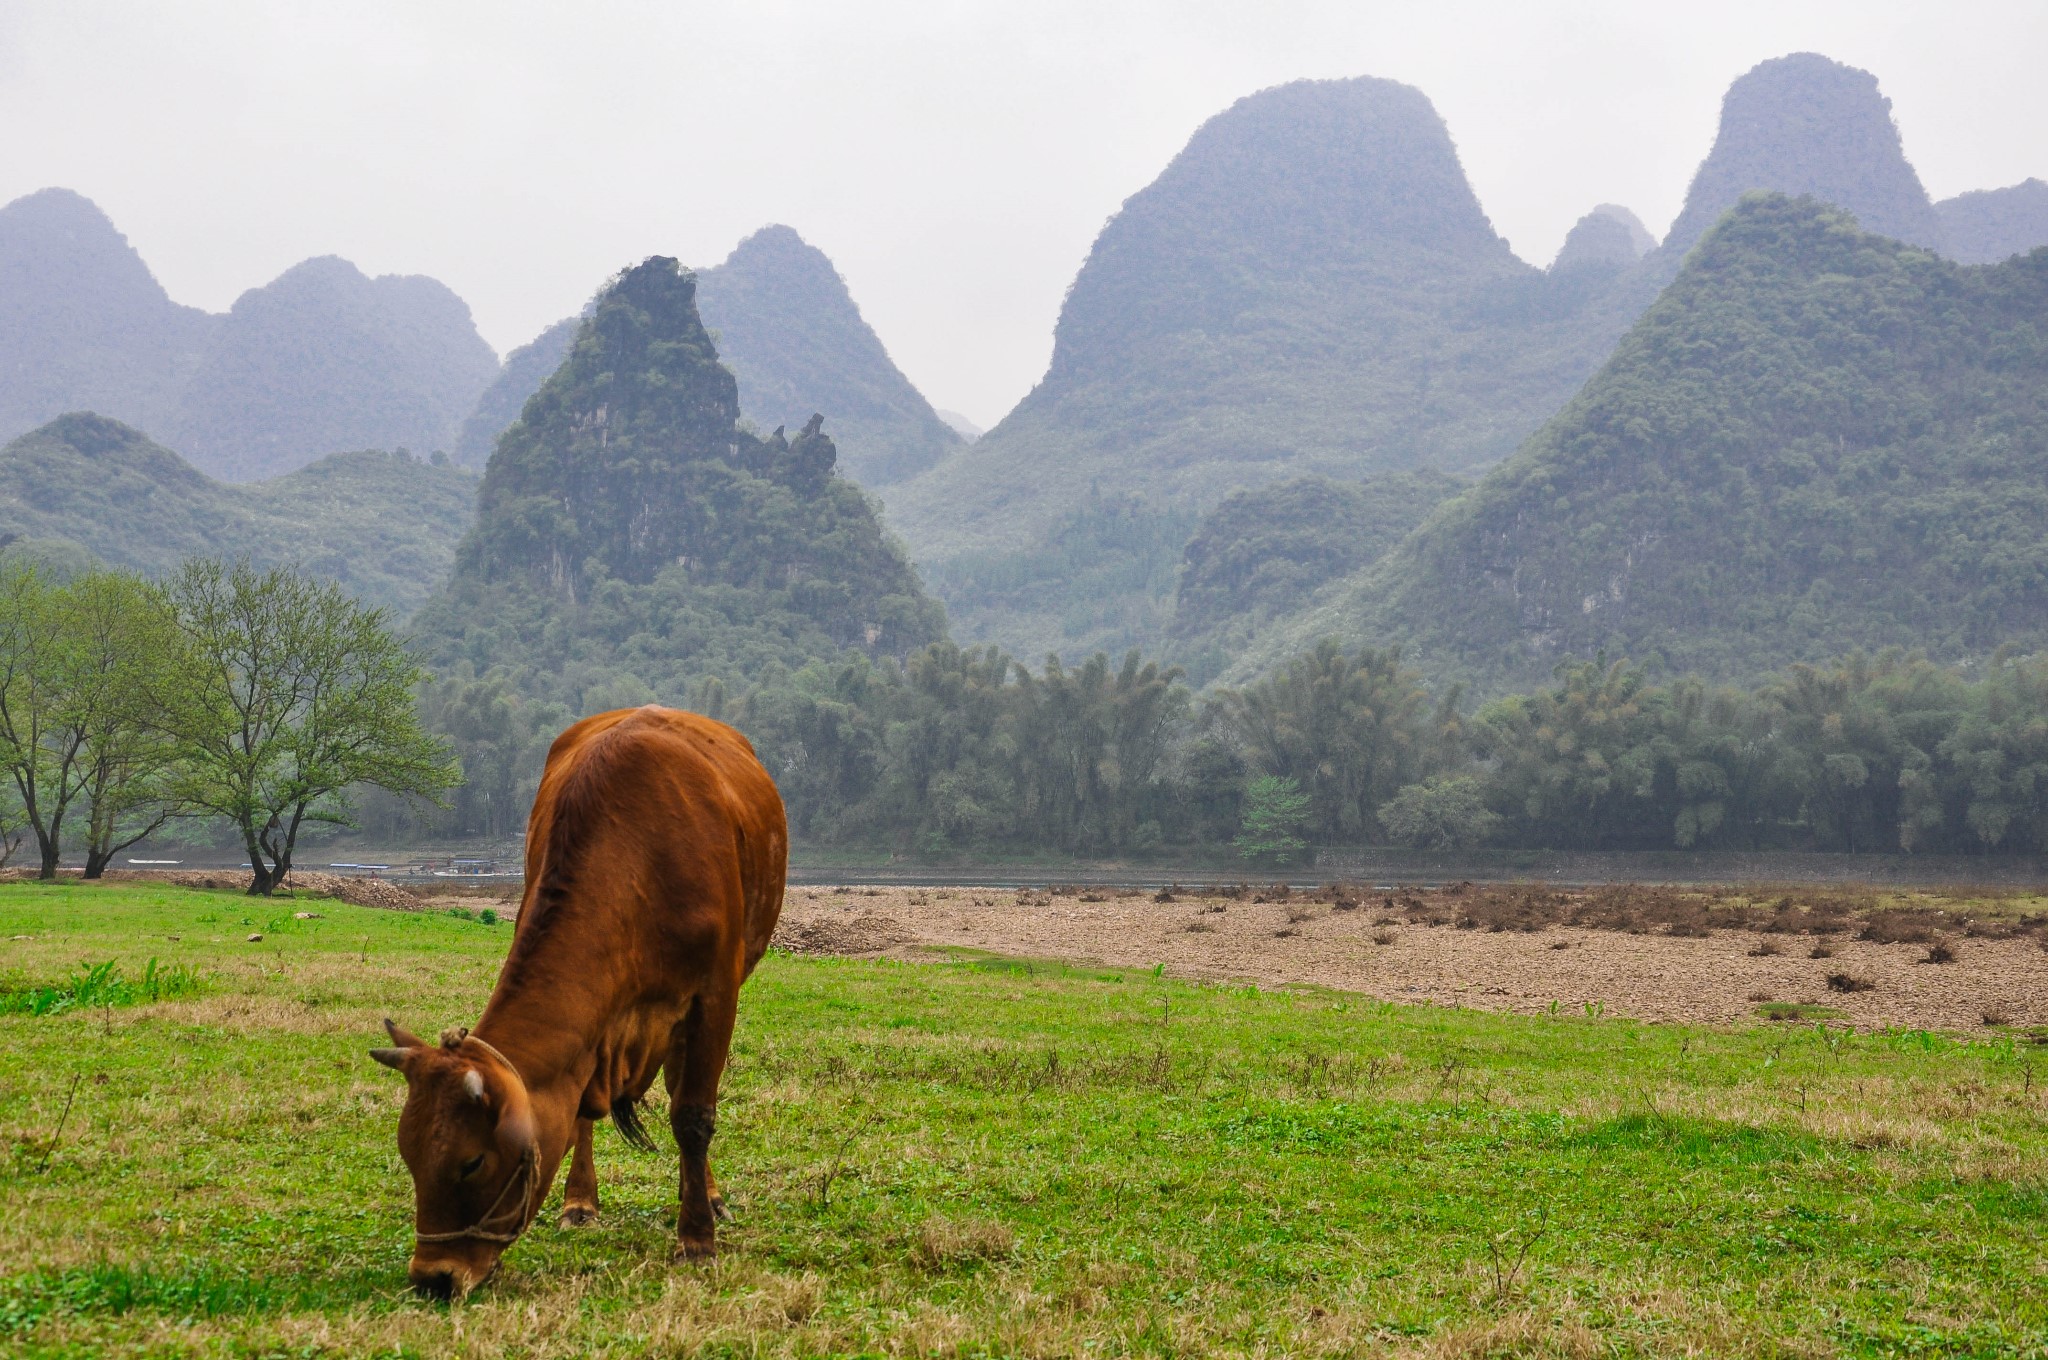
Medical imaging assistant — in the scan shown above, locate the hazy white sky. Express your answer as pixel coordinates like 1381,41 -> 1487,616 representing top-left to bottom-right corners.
4,2 -> 2044,426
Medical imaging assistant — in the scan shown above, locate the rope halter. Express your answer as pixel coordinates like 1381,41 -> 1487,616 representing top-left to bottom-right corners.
414,1035 -> 541,1247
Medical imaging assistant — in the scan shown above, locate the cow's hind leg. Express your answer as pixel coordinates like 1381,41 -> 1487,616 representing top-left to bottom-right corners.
667,986 -> 738,1261
558,1116 -> 600,1227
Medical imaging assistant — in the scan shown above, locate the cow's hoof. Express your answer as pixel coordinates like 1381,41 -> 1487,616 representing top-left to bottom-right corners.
673,1235 -> 717,1263
710,1194 -> 733,1224
558,1204 -> 600,1228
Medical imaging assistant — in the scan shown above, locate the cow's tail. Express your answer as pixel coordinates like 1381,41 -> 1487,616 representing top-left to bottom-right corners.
611,1094 -> 657,1152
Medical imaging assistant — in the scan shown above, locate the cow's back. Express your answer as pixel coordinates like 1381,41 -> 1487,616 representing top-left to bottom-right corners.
516,706 -> 787,984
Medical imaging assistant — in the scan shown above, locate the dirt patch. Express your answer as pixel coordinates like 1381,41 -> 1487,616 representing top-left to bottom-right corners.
93,868 -> 427,914
775,913 -> 913,957
770,882 -> 2048,1032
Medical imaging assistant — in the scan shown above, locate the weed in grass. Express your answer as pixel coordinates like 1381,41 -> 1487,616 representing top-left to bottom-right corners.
0,958 -> 201,1016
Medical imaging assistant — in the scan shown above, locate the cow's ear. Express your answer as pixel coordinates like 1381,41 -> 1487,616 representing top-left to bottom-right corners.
383,1017 -> 426,1049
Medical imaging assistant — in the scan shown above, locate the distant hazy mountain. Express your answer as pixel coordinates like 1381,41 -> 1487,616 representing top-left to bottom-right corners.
1247,196 -> 2048,690
935,409 -> 983,443
697,226 -> 960,487
0,189 -> 216,442
884,76 -> 1653,659
165,255 -> 497,481
0,188 -> 499,480
1660,53 -> 1943,257
1550,204 -> 1656,274
0,412 -> 476,616
1938,179 -> 2048,265
453,316 -> 579,467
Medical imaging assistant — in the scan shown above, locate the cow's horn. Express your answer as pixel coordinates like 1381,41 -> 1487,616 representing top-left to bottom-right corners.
369,1047 -> 407,1070
383,1018 -> 425,1048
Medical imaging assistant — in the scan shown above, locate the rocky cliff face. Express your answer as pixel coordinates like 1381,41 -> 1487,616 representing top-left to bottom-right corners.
1938,179 -> 2048,265
1662,53 -> 1943,256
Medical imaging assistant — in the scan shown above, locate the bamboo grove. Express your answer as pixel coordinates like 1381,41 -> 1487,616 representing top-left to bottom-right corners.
410,638 -> 2048,859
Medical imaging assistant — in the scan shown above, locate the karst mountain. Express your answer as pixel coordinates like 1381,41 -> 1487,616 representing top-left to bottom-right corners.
885,75 -> 1655,660
412,256 -> 946,711
1242,195 -> 2048,689
451,226 -> 958,489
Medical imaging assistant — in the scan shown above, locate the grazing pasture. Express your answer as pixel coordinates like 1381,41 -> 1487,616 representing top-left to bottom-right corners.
3,879 -> 2046,1357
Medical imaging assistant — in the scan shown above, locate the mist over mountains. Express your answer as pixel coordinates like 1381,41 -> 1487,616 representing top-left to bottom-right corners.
3,48 -> 2046,700
886,50 -> 2048,669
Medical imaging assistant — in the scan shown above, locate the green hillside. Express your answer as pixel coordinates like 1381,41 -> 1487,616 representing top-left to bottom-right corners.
1248,195 -> 2048,689
1169,470 -> 1463,684
412,256 -> 946,714
0,412 -> 476,616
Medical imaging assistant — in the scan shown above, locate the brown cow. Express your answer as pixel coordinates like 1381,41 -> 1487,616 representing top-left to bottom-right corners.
370,705 -> 786,1296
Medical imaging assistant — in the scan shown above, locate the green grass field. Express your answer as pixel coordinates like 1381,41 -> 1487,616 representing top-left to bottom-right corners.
2,882 -> 2045,1358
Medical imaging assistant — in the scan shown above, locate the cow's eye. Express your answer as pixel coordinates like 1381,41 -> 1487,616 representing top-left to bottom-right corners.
459,1153 -> 485,1178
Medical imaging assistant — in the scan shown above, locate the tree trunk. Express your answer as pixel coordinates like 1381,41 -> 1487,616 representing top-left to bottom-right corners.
83,848 -> 112,879
37,835 -> 59,881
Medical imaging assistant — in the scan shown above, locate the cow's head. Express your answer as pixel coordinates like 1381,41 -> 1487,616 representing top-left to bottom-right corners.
370,1019 -> 539,1297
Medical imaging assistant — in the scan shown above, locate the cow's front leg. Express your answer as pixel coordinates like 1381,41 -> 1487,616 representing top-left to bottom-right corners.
558,1116 -> 600,1227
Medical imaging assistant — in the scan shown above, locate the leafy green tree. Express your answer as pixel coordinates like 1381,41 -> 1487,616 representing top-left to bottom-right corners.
1235,775 -> 1310,865
69,571 -> 189,877
1379,776 -> 1499,850
1218,640 -> 1435,843
156,561 -> 458,895
0,566 -> 175,878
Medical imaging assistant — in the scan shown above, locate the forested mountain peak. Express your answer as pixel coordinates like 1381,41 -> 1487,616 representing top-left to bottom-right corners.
1663,53 -> 1942,256
0,188 -> 217,443
696,224 -> 961,487
1251,193 -> 2048,689
462,256 -> 743,590
419,256 -> 945,711
166,253 -> 497,482
1938,179 -> 2048,265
